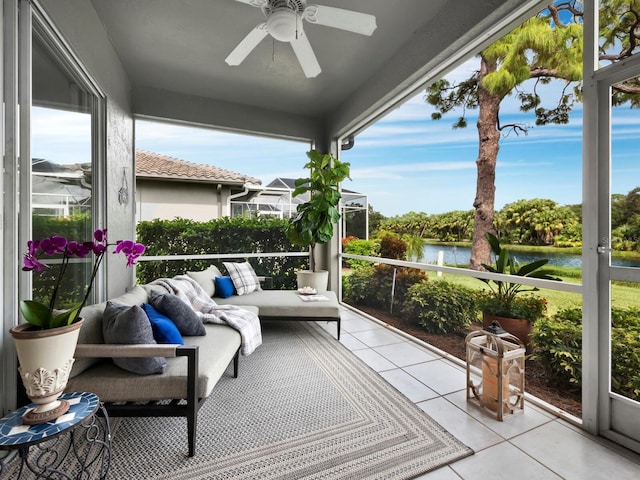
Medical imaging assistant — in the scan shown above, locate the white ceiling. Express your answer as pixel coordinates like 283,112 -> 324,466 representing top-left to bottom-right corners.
89,0 -> 547,141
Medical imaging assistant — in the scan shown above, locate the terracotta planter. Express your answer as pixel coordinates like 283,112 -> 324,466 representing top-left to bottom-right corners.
10,318 -> 84,424
482,312 -> 533,353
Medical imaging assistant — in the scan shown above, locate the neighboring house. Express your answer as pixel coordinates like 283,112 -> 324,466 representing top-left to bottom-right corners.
135,149 -> 261,222
237,178 -> 304,219
243,177 -> 369,238
32,159 -> 91,217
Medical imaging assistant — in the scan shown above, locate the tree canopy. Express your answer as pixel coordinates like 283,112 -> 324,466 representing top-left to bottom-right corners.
426,0 -> 640,269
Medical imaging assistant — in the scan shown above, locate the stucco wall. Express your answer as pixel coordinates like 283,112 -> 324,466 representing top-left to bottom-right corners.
136,179 -> 225,222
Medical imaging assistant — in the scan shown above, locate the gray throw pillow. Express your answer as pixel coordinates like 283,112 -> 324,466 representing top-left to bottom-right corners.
102,301 -> 166,375
148,291 -> 206,336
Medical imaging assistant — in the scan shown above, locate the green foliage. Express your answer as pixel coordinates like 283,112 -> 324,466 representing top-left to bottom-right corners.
402,281 -> 477,334
342,238 -> 379,269
366,205 -> 387,237
30,215 -> 92,313
533,306 -> 640,401
495,199 -> 580,246
478,233 -> 560,318
532,308 -> 582,390
285,150 -> 351,271
611,187 -> 640,251
342,263 -> 428,311
476,292 -> 547,324
403,235 -> 425,262
137,217 -> 305,289
379,211 -> 429,237
611,307 -> 640,399
344,204 -> 385,239
428,210 -> 474,242
378,233 -> 408,260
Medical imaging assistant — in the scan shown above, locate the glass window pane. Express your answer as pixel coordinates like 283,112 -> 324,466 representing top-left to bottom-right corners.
31,27 -> 94,309
609,73 -> 640,404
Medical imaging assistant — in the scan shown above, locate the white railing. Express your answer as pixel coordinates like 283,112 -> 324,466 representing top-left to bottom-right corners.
137,251 -> 309,262
340,253 -> 583,294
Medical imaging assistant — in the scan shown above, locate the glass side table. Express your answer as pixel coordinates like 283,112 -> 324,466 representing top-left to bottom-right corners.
0,392 -> 111,479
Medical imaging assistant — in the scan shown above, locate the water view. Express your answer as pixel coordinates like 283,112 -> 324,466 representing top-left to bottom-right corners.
422,244 -> 640,268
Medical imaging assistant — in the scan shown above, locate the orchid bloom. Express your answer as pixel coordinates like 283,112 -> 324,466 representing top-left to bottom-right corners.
21,229 -> 146,329
114,239 -> 146,266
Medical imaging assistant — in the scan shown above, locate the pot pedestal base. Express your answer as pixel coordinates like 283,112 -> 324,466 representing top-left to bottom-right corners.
22,399 -> 70,425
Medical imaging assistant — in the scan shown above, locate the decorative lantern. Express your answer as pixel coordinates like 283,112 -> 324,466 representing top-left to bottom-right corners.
465,321 -> 525,420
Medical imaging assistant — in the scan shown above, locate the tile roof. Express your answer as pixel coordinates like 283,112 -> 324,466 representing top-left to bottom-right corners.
135,149 -> 261,185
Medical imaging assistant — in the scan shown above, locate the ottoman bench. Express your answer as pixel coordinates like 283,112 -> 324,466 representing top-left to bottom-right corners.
216,290 -> 342,339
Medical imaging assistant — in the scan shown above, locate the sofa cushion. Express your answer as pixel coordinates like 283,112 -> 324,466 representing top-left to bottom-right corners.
186,265 -> 222,297
66,323 -> 241,402
223,261 -> 261,296
142,303 -> 184,345
71,285 -> 149,379
103,301 -> 166,375
214,276 -> 236,298
216,290 -> 340,318
148,291 -> 206,336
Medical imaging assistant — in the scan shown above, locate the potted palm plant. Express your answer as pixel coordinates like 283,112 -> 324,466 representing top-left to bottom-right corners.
285,149 -> 350,291
476,232 -> 560,351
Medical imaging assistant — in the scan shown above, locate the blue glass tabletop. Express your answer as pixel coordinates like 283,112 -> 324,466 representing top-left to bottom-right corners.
0,392 -> 99,448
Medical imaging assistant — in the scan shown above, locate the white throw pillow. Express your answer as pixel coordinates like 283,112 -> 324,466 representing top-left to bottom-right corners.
223,261 -> 262,296
186,265 -> 222,297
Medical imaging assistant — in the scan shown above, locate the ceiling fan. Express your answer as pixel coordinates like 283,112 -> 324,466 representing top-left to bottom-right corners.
225,0 -> 377,78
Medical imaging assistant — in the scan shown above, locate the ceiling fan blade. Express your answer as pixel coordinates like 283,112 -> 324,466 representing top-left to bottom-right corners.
290,32 -> 321,78
304,5 -> 377,36
225,24 -> 268,66
232,0 -> 267,7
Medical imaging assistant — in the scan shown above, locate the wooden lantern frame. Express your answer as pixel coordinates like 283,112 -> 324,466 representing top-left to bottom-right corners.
465,327 -> 526,421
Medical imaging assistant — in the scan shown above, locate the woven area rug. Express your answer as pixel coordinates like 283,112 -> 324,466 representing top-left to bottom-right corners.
109,321 -> 473,479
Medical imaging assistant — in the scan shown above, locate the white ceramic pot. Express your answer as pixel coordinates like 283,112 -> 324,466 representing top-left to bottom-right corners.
10,319 -> 84,424
296,270 -> 329,292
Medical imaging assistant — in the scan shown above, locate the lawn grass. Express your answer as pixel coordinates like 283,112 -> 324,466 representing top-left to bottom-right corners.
432,264 -> 639,316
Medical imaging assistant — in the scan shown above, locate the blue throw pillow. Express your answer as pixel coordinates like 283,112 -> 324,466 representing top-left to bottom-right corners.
215,276 -> 236,298
142,303 -> 184,345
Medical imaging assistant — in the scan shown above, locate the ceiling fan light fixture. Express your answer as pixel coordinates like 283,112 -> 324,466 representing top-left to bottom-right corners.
266,7 -> 299,42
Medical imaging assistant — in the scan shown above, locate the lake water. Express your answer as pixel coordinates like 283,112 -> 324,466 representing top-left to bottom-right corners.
421,244 -> 640,268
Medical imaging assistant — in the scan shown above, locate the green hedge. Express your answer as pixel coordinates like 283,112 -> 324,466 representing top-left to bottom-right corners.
402,281 -> 477,334
30,215 -> 93,309
136,217 -> 306,289
533,307 -> 640,401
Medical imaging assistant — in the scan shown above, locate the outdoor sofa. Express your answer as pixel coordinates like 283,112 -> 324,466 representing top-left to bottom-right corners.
64,283 -> 246,457
62,264 -> 341,457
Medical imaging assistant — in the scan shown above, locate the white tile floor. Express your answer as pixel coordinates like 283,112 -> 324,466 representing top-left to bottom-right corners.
317,306 -> 640,480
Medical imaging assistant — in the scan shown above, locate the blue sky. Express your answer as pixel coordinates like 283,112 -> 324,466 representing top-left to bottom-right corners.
33,59 -> 639,219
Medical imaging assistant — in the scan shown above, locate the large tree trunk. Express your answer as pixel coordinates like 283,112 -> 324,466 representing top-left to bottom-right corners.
470,56 -> 502,270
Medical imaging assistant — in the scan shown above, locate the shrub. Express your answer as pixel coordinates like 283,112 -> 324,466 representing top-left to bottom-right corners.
342,263 -> 427,311
533,307 -> 640,401
402,281 -> 477,334
378,233 -> 407,260
611,308 -> 640,399
342,263 -> 376,305
343,238 -> 379,269
532,307 -> 582,390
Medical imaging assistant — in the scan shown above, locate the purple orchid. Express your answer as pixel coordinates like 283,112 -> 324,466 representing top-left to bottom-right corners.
21,229 -> 146,329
